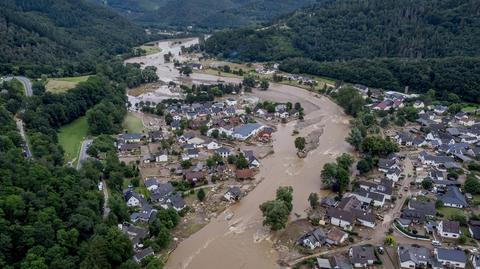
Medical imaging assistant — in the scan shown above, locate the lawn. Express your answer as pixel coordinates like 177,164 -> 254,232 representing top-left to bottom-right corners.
437,207 -> 464,219
462,106 -> 478,113
58,116 -> 88,165
46,75 -> 90,93
123,113 -> 144,133
138,44 -> 161,55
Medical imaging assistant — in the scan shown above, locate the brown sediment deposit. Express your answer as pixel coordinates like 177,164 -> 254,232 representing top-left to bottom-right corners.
126,38 -> 352,269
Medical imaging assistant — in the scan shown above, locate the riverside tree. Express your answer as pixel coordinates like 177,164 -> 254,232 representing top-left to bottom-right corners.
260,186 -> 293,230
294,136 -> 306,152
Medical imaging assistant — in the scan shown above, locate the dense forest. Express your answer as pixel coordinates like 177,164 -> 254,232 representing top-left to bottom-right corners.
91,0 -> 319,29
205,0 -> 480,102
0,0 -> 147,77
0,62 -> 159,268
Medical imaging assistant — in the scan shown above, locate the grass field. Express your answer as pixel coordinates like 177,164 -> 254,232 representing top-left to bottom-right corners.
46,75 -> 90,93
438,207 -> 464,219
58,116 -> 88,164
138,44 -> 161,55
462,106 -> 478,113
123,113 -> 144,133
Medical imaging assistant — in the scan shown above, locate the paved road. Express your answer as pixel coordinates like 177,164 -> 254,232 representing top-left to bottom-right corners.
15,117 -> 32,159
76,139 -> 92,170
5,76 -> 34,159
102,179 -> 110,219
2,76 -> 33,96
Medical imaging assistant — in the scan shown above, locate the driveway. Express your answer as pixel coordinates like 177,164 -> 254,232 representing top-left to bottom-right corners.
76,139 -> 93,170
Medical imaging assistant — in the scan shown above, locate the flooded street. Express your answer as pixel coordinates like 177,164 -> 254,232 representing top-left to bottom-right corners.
165,90 -> 351,269
126,39 -> 352,269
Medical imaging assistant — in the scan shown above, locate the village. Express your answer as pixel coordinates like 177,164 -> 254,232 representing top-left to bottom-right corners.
95,38 -> 480,268
110,87 -> 307,263
283,84 -> 480,269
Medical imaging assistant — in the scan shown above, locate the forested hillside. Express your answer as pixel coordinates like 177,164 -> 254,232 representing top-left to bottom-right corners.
0,0 -> 146,77
92,0 -> 318,29
205,0 -> 480,102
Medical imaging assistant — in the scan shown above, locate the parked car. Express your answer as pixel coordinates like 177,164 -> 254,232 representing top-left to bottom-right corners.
431,240 -> 441,246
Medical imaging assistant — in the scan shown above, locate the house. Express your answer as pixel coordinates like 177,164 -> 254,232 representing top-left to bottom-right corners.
184,171 -> 205,184
419,151 -> 455,168
326,227 -> 348,245
386,167 -> 402,182
351,209 -> 376,228
298,228 -> 326,249
348,189 -> 386,207
316,258 -> 333,269
400,200 -> 436,223
187,136 -> 205,147
433,105 -> 448,114
148,130 -> 163,142
349,245 -> 375,268
144,178 -> 158,191
187,148 -> 199,159
235,168 -> 254,180
150,182 -> 174,204
378,158 -> 400,173
225,98 -> 237,106
130,204 -> 156,223
142,153 -> 156,163
205,140 -> 220,150
119,142 -> 141,153
243,150 -> 260,168
439,186 -> 468,208
120,133 -> 143,143
326,208 -> 355,230
215,147 -> 232,158
155,151 -> 168,162
413,101 -> 425,109
471,255 -> 480,269
438,220 -> 461,238
133,247 -> 154,263
398,244 -> 431,269
321,197 -> 338,208
433,248 -> 466,269
125,191 -> 144,207
469,222 -> 480,240
121,224 -> 149,249
337,196 -> 362,211
224,186 -> 242,202
165,193 -> 186,212
232,123 -> 264,140
358,180 -> 393,200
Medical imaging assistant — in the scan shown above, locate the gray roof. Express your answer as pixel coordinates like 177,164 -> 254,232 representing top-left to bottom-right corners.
134,247 -> 154,262
439,186 -> 468,207
436,248 -> 466,263
168,193 -> 186,210
327,208 -> 355,223
398,245 -> 431,265
144,178 -> 158,188
121,133 -> 143,140
441,220 -> 460,234
233,123 -> 263,137
226,186 -> 242,198
350,245 -> 375,264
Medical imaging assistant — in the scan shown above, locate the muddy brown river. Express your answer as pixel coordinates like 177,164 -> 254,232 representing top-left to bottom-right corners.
126,39 -> 352,269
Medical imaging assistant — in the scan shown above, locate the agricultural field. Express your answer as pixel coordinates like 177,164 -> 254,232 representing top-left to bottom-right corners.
45,76 -> 90,93
58,116 -> 88,165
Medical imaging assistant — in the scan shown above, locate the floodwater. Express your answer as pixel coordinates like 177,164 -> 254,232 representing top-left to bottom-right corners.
126,39 -> 352,269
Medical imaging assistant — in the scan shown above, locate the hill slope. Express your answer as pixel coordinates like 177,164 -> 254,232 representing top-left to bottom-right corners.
0,0 -> 146,77
205,0 -> 480,102
92,0 -> 318,29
